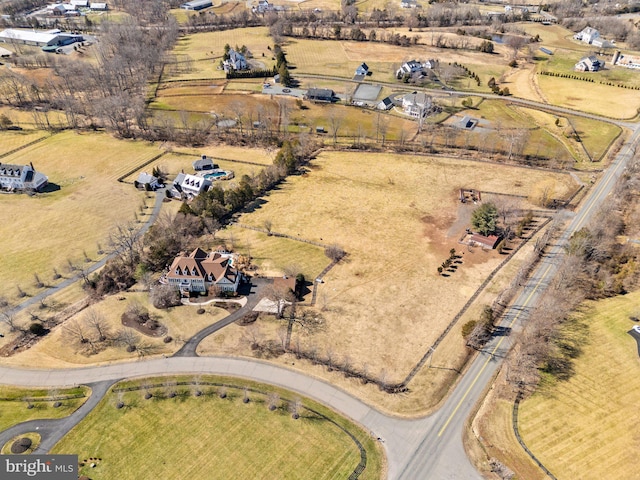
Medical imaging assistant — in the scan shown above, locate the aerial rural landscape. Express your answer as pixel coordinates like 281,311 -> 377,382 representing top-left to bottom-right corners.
0,0 -> 639,478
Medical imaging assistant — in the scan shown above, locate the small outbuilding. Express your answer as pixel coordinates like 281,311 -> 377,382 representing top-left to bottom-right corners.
470,234 -> 501,249
135,172 -> 161,191
305,88 -> 335,103
193,155 -> 218,171
377,96 -> 394,110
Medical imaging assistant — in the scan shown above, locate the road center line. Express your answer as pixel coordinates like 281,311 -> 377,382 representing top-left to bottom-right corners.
437,262 -> 554,437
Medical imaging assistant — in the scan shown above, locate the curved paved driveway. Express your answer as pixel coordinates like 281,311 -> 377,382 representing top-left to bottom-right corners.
0,357 -> 460,479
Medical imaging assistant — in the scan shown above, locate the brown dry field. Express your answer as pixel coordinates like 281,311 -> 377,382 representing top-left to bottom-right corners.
196,150 -> 576,410
0,131 -> 161,302
284,35 -> 510,82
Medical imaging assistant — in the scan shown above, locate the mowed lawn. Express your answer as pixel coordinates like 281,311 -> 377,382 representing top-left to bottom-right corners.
52,378 -> 382,480
518,291 -> 640,479
220,226 -> 330,279
0,131 -> 162,300
212,151 -> 576,379
0,385 -> 89,432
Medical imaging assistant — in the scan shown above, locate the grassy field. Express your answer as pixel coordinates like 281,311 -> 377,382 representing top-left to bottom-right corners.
52,376 -> 383,480
0,385 -> 90,432
0,131 -> 163,303
165,27 -> 275,82
0,129 -> 49,156
537,74 -> 640,118
569,115 -> 622,163
199,150 -> 576,396
1,292 -> 229,368
121,147 -> 275,185
284,35 -> 510,85
517,291 -> 640,479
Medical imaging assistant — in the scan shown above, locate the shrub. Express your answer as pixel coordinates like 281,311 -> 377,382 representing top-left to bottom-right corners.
29,322 -> 46,336
462,320 -> 477,339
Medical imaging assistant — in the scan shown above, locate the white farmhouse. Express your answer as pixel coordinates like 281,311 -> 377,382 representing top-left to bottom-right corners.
173,172 -> 211,198
0,162 -> 48,192
395,59 -> 436,78
573,27 -> 600,44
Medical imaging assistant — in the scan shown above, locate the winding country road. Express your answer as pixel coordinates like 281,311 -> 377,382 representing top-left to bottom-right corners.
1,104 -> 639,478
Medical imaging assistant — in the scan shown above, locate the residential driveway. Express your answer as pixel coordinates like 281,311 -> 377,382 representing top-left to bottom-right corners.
173,276 -> 270,357
262,85 -> 305,98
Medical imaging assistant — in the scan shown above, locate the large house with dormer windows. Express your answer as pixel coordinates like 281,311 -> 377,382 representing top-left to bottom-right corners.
164,247 -> 241,294
0,162 -> 48,192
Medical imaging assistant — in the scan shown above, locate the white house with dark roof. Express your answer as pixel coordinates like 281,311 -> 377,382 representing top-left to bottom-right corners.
0,162 -> 48,192
395,59 -> 436,79
573,27 -> 600,44
164,247 -> 241,294
355,63 -> 369,76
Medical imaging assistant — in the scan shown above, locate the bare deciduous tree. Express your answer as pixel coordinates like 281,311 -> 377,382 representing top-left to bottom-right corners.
84,308 -> 111,342
0,309 -> 19,332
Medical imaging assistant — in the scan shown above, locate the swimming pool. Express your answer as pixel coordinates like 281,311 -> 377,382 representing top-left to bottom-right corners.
203,171 -> 229,180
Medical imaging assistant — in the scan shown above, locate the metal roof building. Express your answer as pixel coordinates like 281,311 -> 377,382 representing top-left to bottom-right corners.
0,29 -> 82,47
181,0 -> 213,10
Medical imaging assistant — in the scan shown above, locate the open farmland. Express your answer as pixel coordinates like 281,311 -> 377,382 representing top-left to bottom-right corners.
201,150 -> 576,389
52,377 -> 383,480
518,291 -> 640,480
284,35 -> 510,84
0,131 -> 162,302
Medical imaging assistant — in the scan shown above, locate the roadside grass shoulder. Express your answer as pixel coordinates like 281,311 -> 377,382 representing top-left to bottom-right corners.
2,292 -> 228,368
